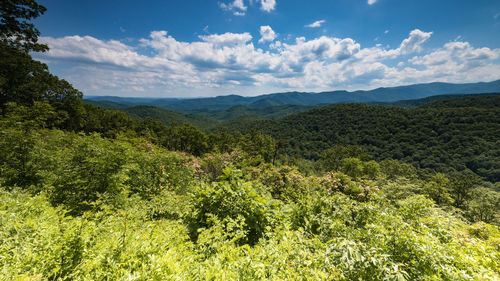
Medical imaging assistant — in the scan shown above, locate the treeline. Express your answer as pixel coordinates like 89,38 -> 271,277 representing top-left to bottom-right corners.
2,99 -> 276,160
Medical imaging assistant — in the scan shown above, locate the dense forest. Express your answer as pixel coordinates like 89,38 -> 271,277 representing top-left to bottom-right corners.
1,1 -> 499,280
226,97 -> 500,182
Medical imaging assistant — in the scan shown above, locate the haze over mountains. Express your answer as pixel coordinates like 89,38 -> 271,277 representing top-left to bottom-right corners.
86,79 -> 500,113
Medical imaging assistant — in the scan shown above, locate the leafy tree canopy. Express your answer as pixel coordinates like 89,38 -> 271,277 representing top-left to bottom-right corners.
0,0 -> 48,52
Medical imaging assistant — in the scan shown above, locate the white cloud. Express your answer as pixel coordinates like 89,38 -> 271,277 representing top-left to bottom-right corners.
409,41 -> 500,68
260,0 -> 276,12
219,0 -> 247,15
259,26 -> 277,43
305,20 -> 325,28
281,36 -> 360,64
199,32 -> 253,46
40,35 -> 159,68
368,0 -> 377,5
398,29 -> 432,54
220,0 -> 247,11
38,28 -> 500,97
384,30 -> 389,34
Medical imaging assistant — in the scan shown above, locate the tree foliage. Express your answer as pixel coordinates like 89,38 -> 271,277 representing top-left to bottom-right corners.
233,102 -> 500,182
0,0 -> 48,52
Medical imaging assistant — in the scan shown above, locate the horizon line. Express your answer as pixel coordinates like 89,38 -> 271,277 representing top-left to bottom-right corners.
82,78 -> 500,99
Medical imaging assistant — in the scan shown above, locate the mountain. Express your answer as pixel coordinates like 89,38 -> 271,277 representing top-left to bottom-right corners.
84,99 -> 131,110
84,79 -> 500,113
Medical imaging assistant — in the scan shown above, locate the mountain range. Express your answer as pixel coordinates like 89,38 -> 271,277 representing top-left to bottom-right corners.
85,79 -> 500,113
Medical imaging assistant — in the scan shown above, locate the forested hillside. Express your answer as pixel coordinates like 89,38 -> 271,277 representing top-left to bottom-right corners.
228,96 -> 500,182
375,93 -> 500,108
86,100 -> 317,129
122,105 -> 219,129
1,1 -> 499,280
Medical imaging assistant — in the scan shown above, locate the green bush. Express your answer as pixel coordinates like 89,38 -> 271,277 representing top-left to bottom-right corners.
185,168 -> 278,245
317,171 -> 379,201
247,164 -> 308,202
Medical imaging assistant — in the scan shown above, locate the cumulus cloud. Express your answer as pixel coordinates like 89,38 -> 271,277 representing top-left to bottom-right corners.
281,36 -> 360,64
40,35 -> 161,68
398,29 -> 433,54
38,28 -> 500,97
368,0 -> 377,5
409,41 -> 500,69
259,26 -> 277,43
260,0 -> 276,12
199,32 -> 253,46
219,0 -> 247,16
305,20 -> 325,28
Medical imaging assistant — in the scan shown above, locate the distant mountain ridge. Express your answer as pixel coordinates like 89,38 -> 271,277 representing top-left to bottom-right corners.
85,79 -> 500,113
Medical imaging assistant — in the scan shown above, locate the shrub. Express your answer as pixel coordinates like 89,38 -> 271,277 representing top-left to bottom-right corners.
185,168 -> 277,246
318,171 -> 379,201
247,164 -> 308,202
197,150 -> 243,182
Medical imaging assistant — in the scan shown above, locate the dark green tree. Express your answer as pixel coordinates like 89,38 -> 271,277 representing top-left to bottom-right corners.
167,125 -> 209,156
0,0 -> 48,52
208,127 -> 236,153
468,187 -> 500,224
239,129 -> 275,163
340,157 -> 364,179
0,0 -> 85,129
451,171 -> 482,209
422,173 -> 453,206
321,145 -> 371,172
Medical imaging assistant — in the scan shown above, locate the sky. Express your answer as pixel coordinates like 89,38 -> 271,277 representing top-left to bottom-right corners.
33,0 -> 500,97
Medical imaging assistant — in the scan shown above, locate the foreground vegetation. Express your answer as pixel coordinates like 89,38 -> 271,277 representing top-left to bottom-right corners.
1,126 -> 499,280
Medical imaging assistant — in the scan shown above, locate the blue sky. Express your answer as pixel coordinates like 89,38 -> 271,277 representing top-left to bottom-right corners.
34,0 -> 500,97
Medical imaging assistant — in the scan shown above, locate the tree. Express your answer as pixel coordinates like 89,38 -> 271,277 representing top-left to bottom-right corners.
451,171 -> 482,209
380,159 -> 417,180
0,36 -> 85,129
363,160 -> 381,180
468,187 -> 500,224
422,173 -> 453,206
0,0 -> 48,52
239,129 -> 275,163
0,43 -> 83,104
1,101 -> 63,130
340,157 -> 364,179
321,145 -> 371,172
167,125 -> 209,156
208,127 -> 236,153
0,0 -> 86,127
